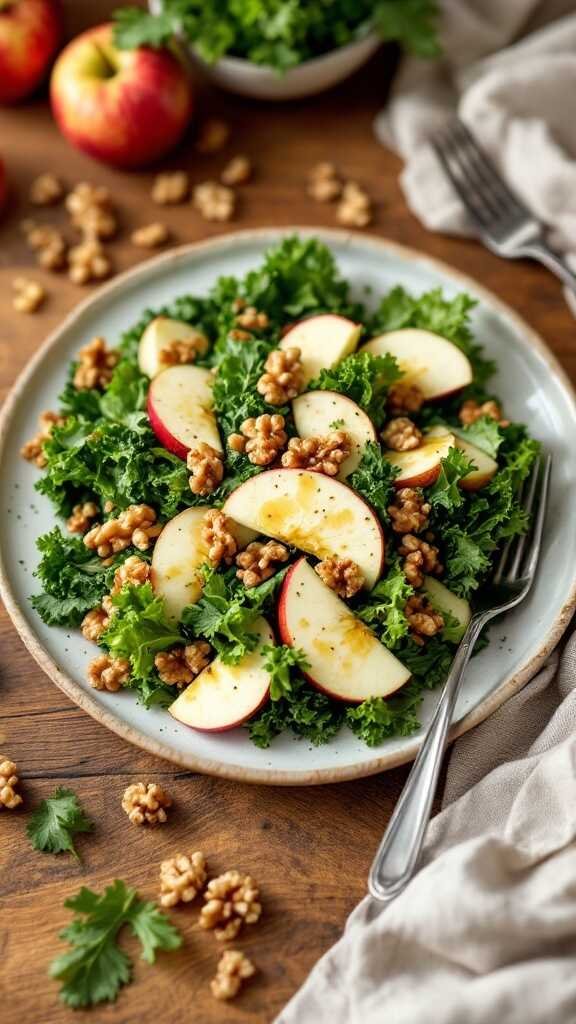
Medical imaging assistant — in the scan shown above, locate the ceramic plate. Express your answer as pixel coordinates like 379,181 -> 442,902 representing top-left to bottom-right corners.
1,229 -> 575,785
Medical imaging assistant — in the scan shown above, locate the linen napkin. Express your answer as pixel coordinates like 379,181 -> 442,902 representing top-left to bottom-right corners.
373,0 -> 576,313
277,625 -> 576,1024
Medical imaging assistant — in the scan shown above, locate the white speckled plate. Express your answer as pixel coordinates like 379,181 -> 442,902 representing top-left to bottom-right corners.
1,229 -> 575,785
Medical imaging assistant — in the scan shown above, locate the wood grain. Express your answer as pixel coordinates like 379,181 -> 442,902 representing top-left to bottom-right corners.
1,3 -> 575,1021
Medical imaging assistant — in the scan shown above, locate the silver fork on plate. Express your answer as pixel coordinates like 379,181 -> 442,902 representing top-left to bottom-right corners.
432,120 -> 576,293
368,454 -> 552,904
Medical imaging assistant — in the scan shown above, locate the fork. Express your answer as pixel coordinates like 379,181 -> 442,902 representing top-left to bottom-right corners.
432,120 -> 576,293
368,454 -> 551,904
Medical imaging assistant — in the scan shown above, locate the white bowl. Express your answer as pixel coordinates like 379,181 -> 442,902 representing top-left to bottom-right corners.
148,0 -> 381,101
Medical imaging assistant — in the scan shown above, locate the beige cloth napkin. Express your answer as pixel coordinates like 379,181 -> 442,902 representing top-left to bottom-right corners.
373,0 -> 576,314
277,626 -> 576,1023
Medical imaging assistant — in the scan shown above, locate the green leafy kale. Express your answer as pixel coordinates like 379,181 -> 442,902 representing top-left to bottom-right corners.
27,788 -> 93,859
308,351 -> 401,427
31,528 -> 123,627
348,442 -> 399,522
346,687 -> 423,746
428,447 -> 474,512
458,416 -> 503,459
261,644 -> 310,700
50,880 -> 182,1009
356,555 -> 413,647
248,676 -> 345,748
212,337 -> 277,435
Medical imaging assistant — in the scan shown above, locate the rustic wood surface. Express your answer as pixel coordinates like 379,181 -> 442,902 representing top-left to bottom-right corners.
1,4 -> 575,1022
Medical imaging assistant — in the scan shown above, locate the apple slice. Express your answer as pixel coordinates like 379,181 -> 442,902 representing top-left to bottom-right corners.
169,618 -> 274,732
423,577 -> 471,641
224,468 -> 385,589
291,390 -> 377,479
280,314 -> 362,386
385,431 -> 456,488
426,425 -> 498,491
138,316 -> 208,379
278,558 -> 410,703
147,364 -> 222,461
361,328 -> 472,400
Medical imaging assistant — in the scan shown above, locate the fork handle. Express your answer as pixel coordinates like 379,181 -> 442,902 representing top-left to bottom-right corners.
368,614 -> 487,903
519,242 -> 576,293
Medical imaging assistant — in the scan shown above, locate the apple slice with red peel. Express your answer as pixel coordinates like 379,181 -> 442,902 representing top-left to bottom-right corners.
223,468 -> 385,589
426,425 -> 498,492
280,314 -> 362,386
147,364 -> 222,461
385,431 -> 456,488
168,618 -> 274,732
423,576 -> 471,641
278,558 -> 410,703
138,317 -> 208,379
361,328 -> 473,400
291,390 -> 377,479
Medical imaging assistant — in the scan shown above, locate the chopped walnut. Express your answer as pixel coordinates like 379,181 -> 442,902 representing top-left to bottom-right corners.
155,642 -> 212,686
110,554 -> 151,595
73,336 -> 119,390
12,276 -> 46,313
0,758 -> 23,810
84,504 -> 161,558
281,430 -> 351,476
201,510 -> 238,567
388,381 -> 425,416
131,222 -> 170,249
235,306 -> 269,331
388,488 -> 430,535
315,556 -> 364,598
30,173 -> 64,206
399,533 -> 443,588
308,161 -> 342,202
121,782 -> 172,826
382,417 -> 423,452
236,541 -> 289,588
20,410 -> 64,467
211,950 -> 256,1001
87,654 -> 130,691
159,852 -> 208,908
22,221 -> 67,271
81,605 -> 111,642
68,240 -> 113,285
66,182 -> 117,239
195,118 -> 230,154
151,170 -> 189,205
405,594 -> 444,645
159,332 -> 209,368
257,347 -> 303,405
459,398 -> 510,428
336,181 -> 373,227
193,181 -> 235,222
221,155 -> 252,186
200,870 -> 262,941
229,413 -> 287,466
187,443 -> 224,496
66,501 -> 99,534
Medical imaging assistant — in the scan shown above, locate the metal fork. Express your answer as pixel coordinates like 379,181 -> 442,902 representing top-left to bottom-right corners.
432,121 -> 576,293
368,454 -> 551,904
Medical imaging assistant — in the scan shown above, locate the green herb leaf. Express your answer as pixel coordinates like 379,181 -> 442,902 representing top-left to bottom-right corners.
356,555 -> 414,647
261,644 -> 310,700
457,416 -> 503,459
30,528 -> 122,627
27,788 -> 93,859
346,687 -> 423,746
308,351 -> 400,427
248,676 -> 344,748
114,7 -> 176,49
428,447 -> 475,512
101,583 -> 181,703
348,442 -> 399,522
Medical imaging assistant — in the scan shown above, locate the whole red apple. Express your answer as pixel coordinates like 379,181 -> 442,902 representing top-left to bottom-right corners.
50,23 -> 194,169
0,0 -> 61,104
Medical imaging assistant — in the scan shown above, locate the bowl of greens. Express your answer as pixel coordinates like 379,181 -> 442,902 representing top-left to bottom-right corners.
114,1 -> 440,101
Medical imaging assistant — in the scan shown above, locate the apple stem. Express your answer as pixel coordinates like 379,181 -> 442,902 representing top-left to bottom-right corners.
92,42 -> 117,79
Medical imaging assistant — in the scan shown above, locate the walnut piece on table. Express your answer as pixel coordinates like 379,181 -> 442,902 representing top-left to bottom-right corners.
307,161 -> 342,202
0,758 -> 23,810
151,171 -> 189,205
336,181 -> 373,227
21,221 -> 67,271
195,118 -> 230,154
236,540 -> 289,588
121,782 -> 172,826
30,172 -> 64,206
199,869 -> 262,941
159,851 -> 207,907
211,950 -> 256,1001
281,430 -> 351,476
221,155 -> 252,186
20,410 -> 64,467
131,222 -> 170,249
66,182 -> 118,240
257,347 -> 303,405
68,240 -> 113,285
12,276 -> 46,314
315,556 -> 364,599
193,181 -> 235,222
382,416 -> 423,452
228,413 -> 287,466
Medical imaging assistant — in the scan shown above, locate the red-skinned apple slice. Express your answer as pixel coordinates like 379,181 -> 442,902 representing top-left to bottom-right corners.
426,425 -> 498,491
280,314 -> 362,386
361,328 -> 473,399
385,431 -> 456,488
291,390 -> 377,479
138,317 -> 208,379
223,468 -> 385,589
423,577 -> 471,641
168,618 -> 274,732
278,558 -> 410,703
147,364 -> 222,461
151,507 -> 255,622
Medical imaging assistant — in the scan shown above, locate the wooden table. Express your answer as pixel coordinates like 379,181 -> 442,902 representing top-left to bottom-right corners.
1,5 -> 575,1022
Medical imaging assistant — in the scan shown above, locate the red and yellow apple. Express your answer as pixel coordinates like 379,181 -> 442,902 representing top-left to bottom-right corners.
384,430 -> 456,488
50,23 -> 193,168
0,0 -> 61,104
147,364 -> 222,461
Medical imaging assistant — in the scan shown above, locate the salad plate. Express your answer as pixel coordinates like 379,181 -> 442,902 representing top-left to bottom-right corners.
1,228 -> 575,785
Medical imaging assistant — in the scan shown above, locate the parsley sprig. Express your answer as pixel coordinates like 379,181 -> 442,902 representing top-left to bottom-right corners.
27,788 -> 93,860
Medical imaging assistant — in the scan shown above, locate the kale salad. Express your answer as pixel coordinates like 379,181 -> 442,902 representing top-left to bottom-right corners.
25,236 -> 539,750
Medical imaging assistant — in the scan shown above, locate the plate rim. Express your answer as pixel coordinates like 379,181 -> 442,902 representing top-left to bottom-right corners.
1,226 -> 575,786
